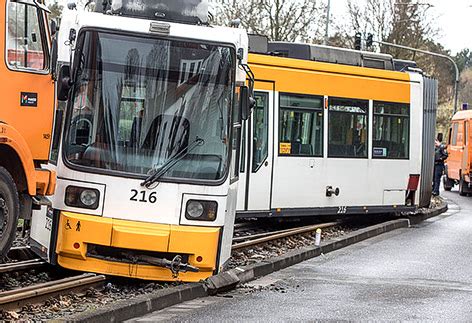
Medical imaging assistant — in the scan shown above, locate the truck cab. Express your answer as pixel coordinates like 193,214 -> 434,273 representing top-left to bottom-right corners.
443,110 -> 472,195
0,0 -> 55,257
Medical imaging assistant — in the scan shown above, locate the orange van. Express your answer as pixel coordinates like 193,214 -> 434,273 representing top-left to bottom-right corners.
443,110 -> 472,195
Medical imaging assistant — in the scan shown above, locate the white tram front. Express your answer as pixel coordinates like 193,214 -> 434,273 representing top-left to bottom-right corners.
30,0 -> 251,281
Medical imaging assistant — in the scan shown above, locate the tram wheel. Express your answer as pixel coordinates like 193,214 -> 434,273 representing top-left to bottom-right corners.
0,167 -> 19,258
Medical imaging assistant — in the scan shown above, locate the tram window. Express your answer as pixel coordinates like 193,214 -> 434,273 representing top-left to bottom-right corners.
451,123 -> 458,146
231,87 -> 242,180
279,94 -> 323,157
373,101 -> 410,159
328,98 -> 368,158
240,122 -> 246,173
6,0 -> 47,70
253,92 -> 269,171
118,85 -> 146,147
50,101 -> 66,164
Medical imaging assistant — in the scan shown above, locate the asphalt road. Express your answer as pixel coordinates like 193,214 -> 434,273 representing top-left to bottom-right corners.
128,189 -> 472,322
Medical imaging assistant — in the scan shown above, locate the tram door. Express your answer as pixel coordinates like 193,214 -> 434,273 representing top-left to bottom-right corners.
238,85 -> 274,211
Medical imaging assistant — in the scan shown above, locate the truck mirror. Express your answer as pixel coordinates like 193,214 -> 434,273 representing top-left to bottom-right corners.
240,86 -> 255,121
50,36 -> 58,80
57,65 -> 72,101
437,133 -> 443,142
50,20 -> 58,37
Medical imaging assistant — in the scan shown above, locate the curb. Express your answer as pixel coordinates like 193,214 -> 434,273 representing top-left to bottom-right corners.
65,218 -> 412,323
407,200 -> 448,225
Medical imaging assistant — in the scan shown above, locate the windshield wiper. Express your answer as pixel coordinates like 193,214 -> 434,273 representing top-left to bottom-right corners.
141,137 -> 205,188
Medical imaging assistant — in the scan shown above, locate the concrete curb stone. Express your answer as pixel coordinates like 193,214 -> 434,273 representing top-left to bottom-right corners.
62,283 -> 206,323
65,207 -> 445,322
407,200 -> 448,225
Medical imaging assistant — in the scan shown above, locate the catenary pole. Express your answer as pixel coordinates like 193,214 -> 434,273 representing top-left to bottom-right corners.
375,40 -> 460,113
324,0 -> 330,45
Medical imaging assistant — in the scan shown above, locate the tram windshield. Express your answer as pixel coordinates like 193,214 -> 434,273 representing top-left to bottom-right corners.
64,31 -> 235,182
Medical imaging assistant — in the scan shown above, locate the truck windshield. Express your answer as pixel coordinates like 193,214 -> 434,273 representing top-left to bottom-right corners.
63,31 -> 235,182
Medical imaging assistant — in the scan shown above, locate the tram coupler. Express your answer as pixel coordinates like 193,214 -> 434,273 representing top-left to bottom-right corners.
136,254 -> 200,275
326,186 -> 340,197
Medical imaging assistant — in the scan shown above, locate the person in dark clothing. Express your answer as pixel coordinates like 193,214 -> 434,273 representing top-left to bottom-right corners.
433,136 -> 448,196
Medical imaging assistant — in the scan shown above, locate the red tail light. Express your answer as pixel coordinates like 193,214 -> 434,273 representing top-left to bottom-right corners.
407,174 -> 420,191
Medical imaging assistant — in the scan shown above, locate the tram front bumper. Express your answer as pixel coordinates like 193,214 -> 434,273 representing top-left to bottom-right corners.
55,212 -> 221,282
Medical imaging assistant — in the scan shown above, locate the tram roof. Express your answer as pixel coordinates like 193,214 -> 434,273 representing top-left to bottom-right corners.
248,53 -> 412,83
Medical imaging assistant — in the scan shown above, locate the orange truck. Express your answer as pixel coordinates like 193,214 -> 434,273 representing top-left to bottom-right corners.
443,109 -> 472,195
0,0 -> 55,256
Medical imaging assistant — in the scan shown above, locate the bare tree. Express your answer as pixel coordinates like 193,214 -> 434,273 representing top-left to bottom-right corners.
345,0 -> 393,45
213,0 -> 323,42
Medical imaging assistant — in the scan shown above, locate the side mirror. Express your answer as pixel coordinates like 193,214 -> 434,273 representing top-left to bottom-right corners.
50,36 -> 58,80
437,133 -> 444,142
50,20 -> 58,37
240,86 -> 256,121
57,65 -> 72,101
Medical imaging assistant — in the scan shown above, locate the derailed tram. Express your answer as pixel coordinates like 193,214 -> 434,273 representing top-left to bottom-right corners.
237,39 -> 438,219
30,0 -> 252,281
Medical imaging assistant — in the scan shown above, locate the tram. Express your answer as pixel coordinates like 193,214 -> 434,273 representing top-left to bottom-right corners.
237,39 -> 438,219
29,0 -> 252,281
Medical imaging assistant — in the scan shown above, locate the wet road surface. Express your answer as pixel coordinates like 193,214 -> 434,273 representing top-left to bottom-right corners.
128,189 -> 472,322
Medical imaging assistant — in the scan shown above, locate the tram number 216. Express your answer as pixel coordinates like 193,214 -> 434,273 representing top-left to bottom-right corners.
130,190 -> 157,204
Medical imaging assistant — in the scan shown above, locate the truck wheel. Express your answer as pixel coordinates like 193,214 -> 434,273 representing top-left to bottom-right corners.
0,167 -> 19,258
443,175 -> 454,191
459,176 -> 468,196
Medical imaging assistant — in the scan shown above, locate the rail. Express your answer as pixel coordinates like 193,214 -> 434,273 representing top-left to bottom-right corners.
0,258 -> 46,274
0,273 -> 107,311
232,222 -> 337,251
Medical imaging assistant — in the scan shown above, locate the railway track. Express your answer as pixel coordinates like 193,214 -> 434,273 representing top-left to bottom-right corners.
232,221 -> 338,251
0,273 -> 107,311
0,258 -> 46,274
1,246 -> 46,274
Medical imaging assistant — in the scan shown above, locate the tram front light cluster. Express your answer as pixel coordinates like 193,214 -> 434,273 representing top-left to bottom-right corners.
185,200 -> 217,221
65,186 -> 100,210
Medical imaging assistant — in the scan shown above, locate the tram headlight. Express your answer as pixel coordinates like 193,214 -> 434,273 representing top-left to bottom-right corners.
65,186 -> 100,210
185,200 -> 218,221
80,189 -> 99,207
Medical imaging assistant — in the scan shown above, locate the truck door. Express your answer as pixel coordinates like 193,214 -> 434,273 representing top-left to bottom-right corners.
448,121 -> 463,180
462,121 -> 469,176
2,0 -> 54,160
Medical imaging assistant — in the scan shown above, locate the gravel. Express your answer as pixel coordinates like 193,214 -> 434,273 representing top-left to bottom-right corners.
0,278 -> 181,321
229,225 -> 352,269
0,269 -> 52,293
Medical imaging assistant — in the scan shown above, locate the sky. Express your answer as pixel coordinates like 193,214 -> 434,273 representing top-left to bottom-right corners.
53,0 -> 472,54
330,0 -> 472,54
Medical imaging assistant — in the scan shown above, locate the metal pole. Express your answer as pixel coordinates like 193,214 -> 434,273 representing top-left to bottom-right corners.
324,0 -> 330,45
376,40 -> 459,113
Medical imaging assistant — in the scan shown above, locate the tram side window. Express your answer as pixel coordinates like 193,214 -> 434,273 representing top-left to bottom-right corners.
6,0 -> 47,70
372,101 -> 410,159
231,87 -> 242,180
50,101 -> 66,164
253,92 -> 269,171
240,122 -> 246,173
279,94 -> 323,157
328,98 -> 368,158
